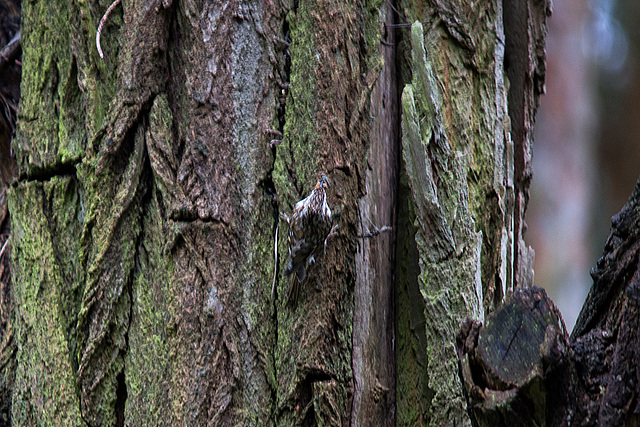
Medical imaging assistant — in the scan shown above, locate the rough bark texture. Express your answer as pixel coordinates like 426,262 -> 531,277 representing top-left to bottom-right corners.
393,0 -> 548,419
570,176 -> 640,425
8,0 -> 390,425
271,0 -> 387,423
6,0 -> 552,425
11,0 -> 281,424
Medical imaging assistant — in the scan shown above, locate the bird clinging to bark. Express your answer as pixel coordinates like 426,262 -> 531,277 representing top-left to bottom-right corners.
281,174 -> 335,305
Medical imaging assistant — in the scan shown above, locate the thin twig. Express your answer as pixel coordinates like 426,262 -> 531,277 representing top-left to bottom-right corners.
271,223 -> 279,300
358,218 -> 392,238
272,35 -> 290,47
359,225 -> 392,238
0,30 -> 20,69
385,0 -> 401,16
385,23 -> 412,28
96,0 -> 122,59
0,238 -> 9,260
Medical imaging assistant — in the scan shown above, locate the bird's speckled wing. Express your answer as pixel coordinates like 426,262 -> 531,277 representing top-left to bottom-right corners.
284,188 -> 332,281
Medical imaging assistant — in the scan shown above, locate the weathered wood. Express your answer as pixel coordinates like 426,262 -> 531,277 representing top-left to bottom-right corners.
352,1 -> 398,425
457,286 -> 573,426
504,0 -> 551,289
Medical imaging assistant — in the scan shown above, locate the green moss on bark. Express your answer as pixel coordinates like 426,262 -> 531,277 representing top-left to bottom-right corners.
16,0 -> 94,174
272,2 -> 318,204
124,190 -> 178,424
399,22 -> 484,425
8,180 -> 84,426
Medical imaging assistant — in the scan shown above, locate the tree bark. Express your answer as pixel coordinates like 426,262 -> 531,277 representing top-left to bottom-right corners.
394,0 -> 549,420
4,0 -> 551,426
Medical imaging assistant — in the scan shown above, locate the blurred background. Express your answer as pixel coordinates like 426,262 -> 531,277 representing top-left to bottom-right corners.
527,0 -> 640,332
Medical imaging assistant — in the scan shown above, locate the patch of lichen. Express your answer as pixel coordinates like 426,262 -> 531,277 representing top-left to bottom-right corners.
8,181 -> 84,426
8,0 -> 125,410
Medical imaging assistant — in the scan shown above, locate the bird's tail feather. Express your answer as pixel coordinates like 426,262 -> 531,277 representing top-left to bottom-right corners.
286,265 -> 306,307
287,274 -> 301,307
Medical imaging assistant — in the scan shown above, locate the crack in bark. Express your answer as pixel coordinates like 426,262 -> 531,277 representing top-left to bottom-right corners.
18,161 -> 78,183
268,8 -> 295,423
114,155 -> 151,426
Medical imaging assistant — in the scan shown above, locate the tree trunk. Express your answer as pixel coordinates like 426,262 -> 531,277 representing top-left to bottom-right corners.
4,0 -> 549,426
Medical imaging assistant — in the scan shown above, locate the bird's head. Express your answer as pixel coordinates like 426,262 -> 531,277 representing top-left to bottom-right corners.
316,174 -> 330,190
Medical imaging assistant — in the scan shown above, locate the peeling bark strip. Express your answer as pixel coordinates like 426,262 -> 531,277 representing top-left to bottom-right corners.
503,0 -> 551,289
352,0 -> 398,424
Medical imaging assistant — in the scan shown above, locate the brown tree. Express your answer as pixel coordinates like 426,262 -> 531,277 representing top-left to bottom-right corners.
0,0 -> 577,425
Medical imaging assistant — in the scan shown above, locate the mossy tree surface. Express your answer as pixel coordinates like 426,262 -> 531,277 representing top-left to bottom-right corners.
8,0 -> 547,425
394,0 -> 548,425
11,0 -> 283,424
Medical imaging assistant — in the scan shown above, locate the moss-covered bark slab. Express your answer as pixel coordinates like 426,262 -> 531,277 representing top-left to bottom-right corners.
398,0 -> 519,313
9,178 -> 83,426
399,21 -> 485,425
14,0 -> 86,174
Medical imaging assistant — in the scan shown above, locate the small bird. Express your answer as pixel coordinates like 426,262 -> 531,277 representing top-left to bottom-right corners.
281,174 -> 335,305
